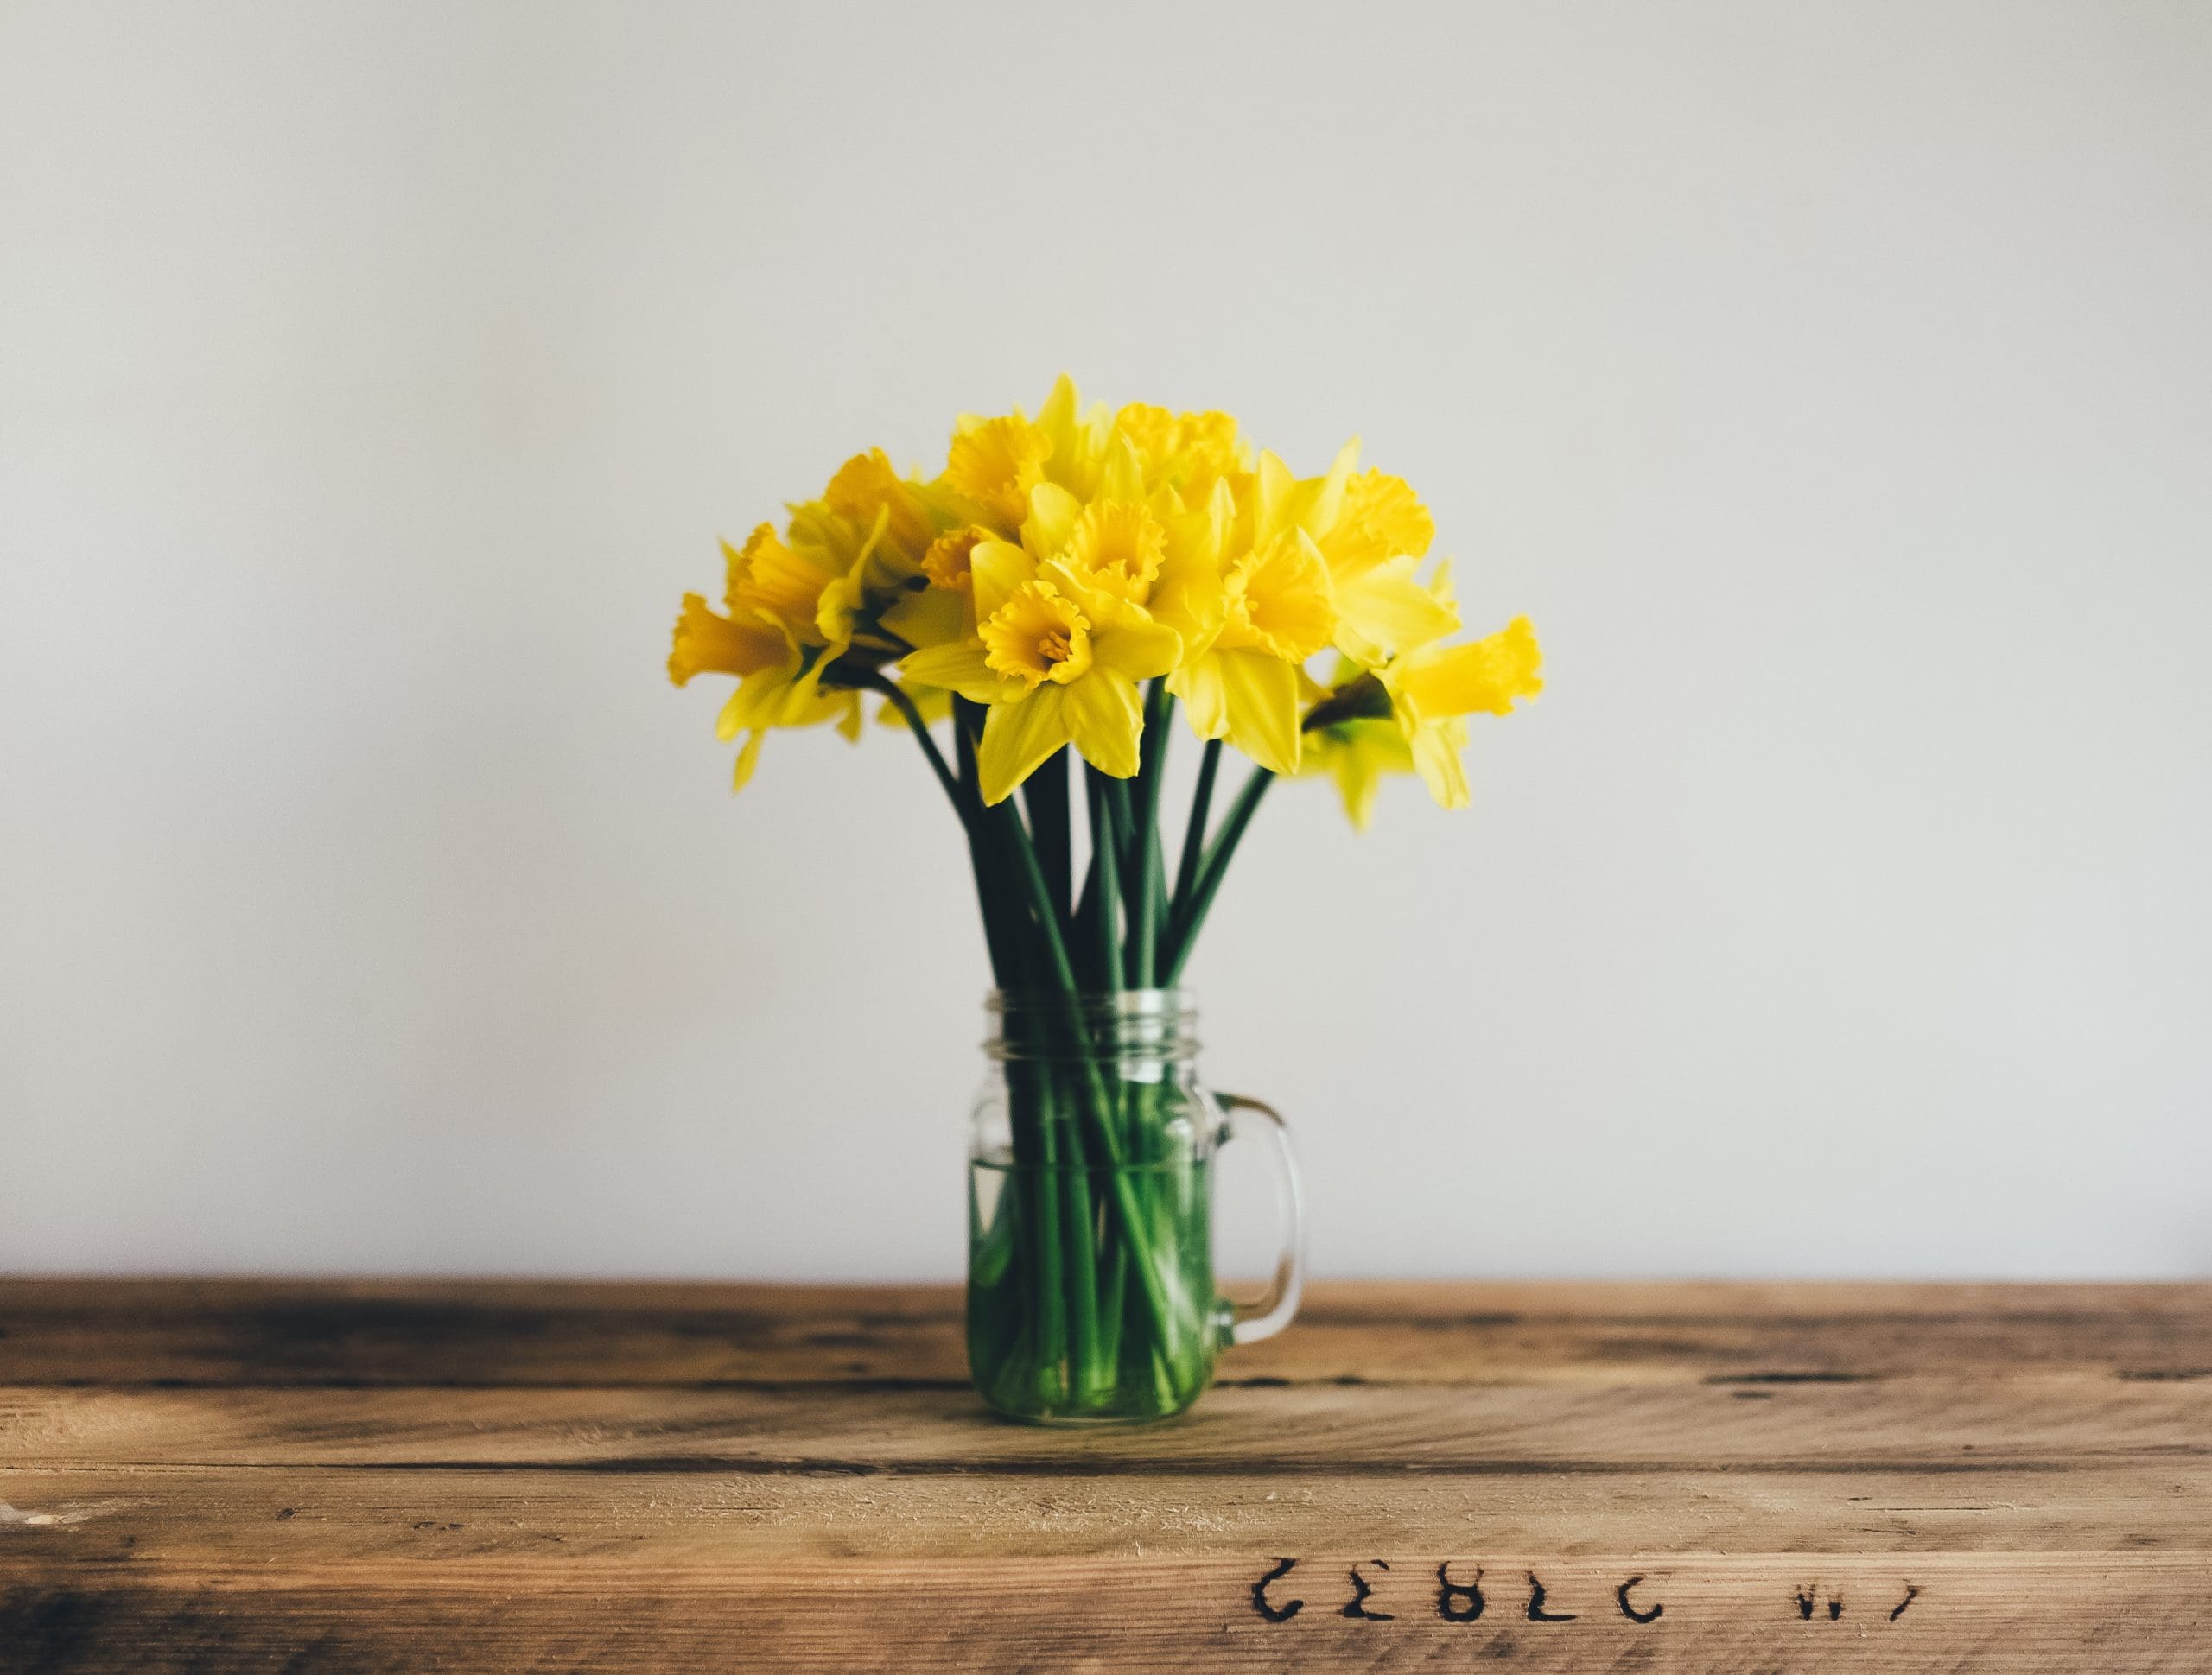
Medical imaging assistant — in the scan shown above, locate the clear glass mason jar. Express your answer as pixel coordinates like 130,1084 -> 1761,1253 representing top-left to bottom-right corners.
967,989 -> 1305,1424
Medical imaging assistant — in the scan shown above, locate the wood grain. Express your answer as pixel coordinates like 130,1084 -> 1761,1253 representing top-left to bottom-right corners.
9,1380 -> 2212,1472
6,1278 -> 2208,1385
3,1280 -> 2208,1672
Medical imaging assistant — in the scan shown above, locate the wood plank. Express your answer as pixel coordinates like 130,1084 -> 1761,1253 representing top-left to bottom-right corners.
4,1554 -> 2209,1673
5,1279 -> 2209,1387
6,1380 -> 2210,1473
5,1279 -> 2209,1672
7,1462 -> 2209,1563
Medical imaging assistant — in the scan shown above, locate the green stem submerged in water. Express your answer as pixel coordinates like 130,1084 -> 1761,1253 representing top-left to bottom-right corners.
876,693 -> 1275,1419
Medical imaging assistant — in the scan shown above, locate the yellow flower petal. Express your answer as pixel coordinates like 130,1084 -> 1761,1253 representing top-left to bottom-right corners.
946,412 -> 1052,528
1302,717 -> 1414,831
1034,374 -> 1108,500
1332,553 -> 1459,664
1294,436 -> 1361,541
1427,555 -> 1458,613
1409,716 -> 1471,809
1396,616 -> 1543,720
899,640 -> 1019,705
1168,651 -> 1229,741
823,448 -> 933,559
1335,753 -> 1381,829
1319,469 -> 1434,577
875,680 -> 952,728
1216,647 -> 1302,776
1111,403 -> 1250,493
715,663 -> 793,740
668,593 -> 785,687
1096,433 -> 1146,505
728,522 -> 841,642
880,582 -> 967,650
1251,450 -> 1298,549
1110,403 -> 1176,470
1022,482 -> 1084,561
969,538 -> 1035,625
1088,611 -> 1181,683
730,729 -> 766,791
977,684 -> 1072,805
812,568 -> 866,658
1063,669 -> 1144,779
1150,479 -> 1231,645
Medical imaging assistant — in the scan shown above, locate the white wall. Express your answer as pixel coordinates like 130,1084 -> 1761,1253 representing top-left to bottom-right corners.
3,2 -> 2208,1280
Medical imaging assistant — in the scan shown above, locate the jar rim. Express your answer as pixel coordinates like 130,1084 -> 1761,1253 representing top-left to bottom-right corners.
983,987 -> 1199,1061
986,987 -> 1194,1016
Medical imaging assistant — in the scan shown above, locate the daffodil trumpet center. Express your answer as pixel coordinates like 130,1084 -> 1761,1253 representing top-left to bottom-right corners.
980,579 -> 1093,688
1065,500 -> 1165,601
1217,537 -> 1332,663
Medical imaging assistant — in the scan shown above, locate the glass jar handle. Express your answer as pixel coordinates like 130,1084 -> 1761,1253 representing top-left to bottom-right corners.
1215,1092 -> 1306,1346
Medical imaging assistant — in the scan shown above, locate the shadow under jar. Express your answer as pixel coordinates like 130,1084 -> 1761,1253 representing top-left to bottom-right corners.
966,989 -> 1304,1424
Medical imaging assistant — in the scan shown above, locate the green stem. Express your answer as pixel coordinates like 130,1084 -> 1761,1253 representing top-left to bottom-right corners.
950,701 -> 1015,991
1098,774 -> 1135,870
1024,747 -> 1072,925
954,709 -> 1106,1399
1095,1230 -> 1129,1373
1099,776 -> 1139,972
1028,1063 -> 1070,1396
1069,856 -> 1103,990
951,703 -> 1071,1397
1084,769 -> 1124,992
1161,765 -> 1275,985
1130,682 -> 1172,987
1171,738 -> 1222,925
982,792 -> 1179,1366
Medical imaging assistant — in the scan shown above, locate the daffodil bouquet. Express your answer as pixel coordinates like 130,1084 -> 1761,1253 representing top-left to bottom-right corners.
671,378 -> 1540,1421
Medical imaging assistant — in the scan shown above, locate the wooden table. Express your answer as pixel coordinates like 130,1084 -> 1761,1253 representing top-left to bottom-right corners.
3,1280 -> 2209,1671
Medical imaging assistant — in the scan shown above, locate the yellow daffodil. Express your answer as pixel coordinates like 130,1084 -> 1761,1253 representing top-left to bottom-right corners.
1033,374 -> 1113,504
899,540 -> 1180,803
1019,436 -> 1224,625
668,588 -> 783,689
792,450 -> 947,663
1383,612 -> 1544,807
1061,498 -> 1166,602
1255,442 -> 1460,666
943,376 -> 1122,532
664,496 -> 879,791
666,586 -> 857,790
822,447 -> 936,560
1297,607 -> 1543,822
945,411 -> 1054,531
878,525 -> 988,652
1300,715 -> 1414,831
1110,403 -> 1250,504
1166,521 -> 1335,776
671,378 -> 1540,817
722,521 -> 841,644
